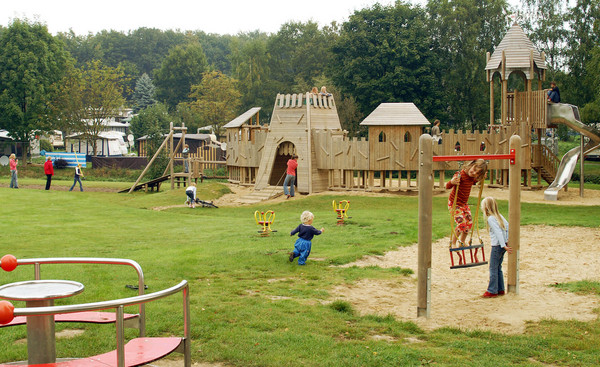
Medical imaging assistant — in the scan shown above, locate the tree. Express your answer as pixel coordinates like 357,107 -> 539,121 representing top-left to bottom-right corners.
330,3 -> 444,120
0,19 -> 71,162
184,71 -> 242,138
427,0 -> 510,129
564,0 -> 600,106
230,36 -> 274,122
267,21 -> 336,91
129,102 -> 171,140
133,73 -> 157,112
154,43 -> 208,109
581,46 -> 600,124
54,60 -> 127,155
517,0 -> 569,71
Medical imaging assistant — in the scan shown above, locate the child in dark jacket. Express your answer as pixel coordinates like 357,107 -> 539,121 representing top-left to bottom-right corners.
288,211 -> 324,265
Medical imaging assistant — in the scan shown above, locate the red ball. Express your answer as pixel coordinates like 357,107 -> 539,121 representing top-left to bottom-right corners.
0,301 -> 15,324
1,254 -> 18,272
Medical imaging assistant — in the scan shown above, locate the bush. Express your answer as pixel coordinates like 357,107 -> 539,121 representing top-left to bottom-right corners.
571,172 -> 600,184
39,139 -> 53,152
54,159 -> 69,169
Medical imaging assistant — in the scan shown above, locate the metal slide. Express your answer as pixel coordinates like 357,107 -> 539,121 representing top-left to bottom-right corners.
544,103 -> 600,201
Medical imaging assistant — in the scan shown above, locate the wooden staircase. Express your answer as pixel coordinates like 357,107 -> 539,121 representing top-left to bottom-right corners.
237,186 -> 283,204
533,144 -> 559,185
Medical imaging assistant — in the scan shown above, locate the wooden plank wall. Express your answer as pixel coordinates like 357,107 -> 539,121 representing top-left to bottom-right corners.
368,126 -> 422,171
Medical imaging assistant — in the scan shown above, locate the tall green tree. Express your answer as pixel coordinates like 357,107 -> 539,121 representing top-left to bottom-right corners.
154,43 -> 208,109
427,0 -> 510,129
231,36 -> 273,122
129,102 -> 171,141
184,71 -> 242,138
564,0 -> 600,107
330,3 -> 444,120
132,73 -> 157,112
53,60 -> 127,155
0,19 -> 71,162
517,0 -> 569,71
267,21 -> 336,91
581,45 -> 600,124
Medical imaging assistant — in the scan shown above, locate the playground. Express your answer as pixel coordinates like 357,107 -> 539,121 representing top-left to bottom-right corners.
2,22 -> 600,366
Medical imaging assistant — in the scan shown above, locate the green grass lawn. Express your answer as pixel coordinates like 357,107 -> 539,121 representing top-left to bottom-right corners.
1,183 -> 599,366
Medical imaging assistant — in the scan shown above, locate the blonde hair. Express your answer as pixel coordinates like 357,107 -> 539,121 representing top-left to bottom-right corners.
463,159 -> 487,182
300,210 -> 314,224
9,153 -> 16,159
480,197 -> 506,230
311,87 -> 318,94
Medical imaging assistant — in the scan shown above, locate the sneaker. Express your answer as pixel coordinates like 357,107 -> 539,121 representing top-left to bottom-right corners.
289,252 -> 294,262
482,291 -> 498,298
498,290 -> 505,295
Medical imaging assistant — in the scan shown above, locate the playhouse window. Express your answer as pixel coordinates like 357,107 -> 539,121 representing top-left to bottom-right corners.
404,132 -> 411,143
378,131 -> 386,142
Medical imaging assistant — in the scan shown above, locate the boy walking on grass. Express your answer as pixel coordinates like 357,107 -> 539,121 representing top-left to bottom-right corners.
288,211 -> 324,265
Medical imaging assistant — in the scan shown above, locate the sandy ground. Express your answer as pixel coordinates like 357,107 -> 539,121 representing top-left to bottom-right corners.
333,224 -> 600,334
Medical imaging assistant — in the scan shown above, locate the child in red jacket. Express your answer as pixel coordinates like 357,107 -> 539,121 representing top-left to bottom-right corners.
44,156 -> 54,190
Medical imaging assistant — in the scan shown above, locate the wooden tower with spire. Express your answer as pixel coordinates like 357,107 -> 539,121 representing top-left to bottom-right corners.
485,22 -> 554,185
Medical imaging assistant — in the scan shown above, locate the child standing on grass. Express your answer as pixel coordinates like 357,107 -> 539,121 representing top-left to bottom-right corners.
9,153 -> 18,189
446,159 -> 487,248
289,211 -> 324,265
480,197 -> 512,298
69,164 -> 84,192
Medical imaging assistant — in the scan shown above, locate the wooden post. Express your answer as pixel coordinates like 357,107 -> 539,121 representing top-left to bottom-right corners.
306,92 -> 313,194
417,134 -> 433,318
507,135 -> 521,294
580,134 -> 584,197
170,123 -> 175,190
490,78 -> 495,126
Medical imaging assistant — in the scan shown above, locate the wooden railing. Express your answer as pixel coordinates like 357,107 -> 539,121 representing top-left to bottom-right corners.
532,144 -> 559,178
505,90 -> 548,128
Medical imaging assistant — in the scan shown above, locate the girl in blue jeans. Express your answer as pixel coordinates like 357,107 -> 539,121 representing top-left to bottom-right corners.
288,211 -> 324,265
480,197 -> 512,298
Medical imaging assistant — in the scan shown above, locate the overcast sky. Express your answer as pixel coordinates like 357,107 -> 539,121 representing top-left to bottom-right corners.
1,0 -> 414,36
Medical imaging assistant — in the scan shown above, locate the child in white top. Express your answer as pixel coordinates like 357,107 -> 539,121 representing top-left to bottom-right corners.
480,197 -> 512,298
185,183 -> 197,208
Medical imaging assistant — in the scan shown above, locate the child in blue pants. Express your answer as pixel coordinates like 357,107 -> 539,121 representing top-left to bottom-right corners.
481,197 -> 512,298
288,211 -> 324,265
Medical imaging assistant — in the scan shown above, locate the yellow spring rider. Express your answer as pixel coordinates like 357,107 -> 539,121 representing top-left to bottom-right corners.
254,210 -> 276,237
332,200 -> 351,225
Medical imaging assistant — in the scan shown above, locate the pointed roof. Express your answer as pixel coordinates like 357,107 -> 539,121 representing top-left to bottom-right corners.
485,23 -> 546,72
360,103 -> 429,126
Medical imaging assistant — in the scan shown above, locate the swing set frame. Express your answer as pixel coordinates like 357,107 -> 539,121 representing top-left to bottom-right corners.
417,134 -> 522,318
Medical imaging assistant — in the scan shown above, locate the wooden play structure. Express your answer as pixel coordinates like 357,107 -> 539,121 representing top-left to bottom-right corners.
224,25 -> 561,196
127,123 -> 226,193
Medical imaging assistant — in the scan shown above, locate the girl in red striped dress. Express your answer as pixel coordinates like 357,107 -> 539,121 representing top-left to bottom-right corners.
446,159 -> 487,248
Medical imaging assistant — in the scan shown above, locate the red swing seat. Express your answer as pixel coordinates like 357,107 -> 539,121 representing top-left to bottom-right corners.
449,243 -> 488,269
